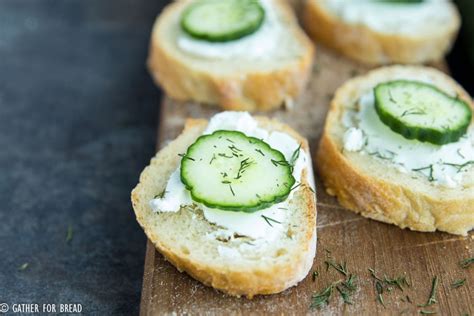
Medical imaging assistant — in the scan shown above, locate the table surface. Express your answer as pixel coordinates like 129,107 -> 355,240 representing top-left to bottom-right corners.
0,1 -> 472,315
0,0 -> 167,314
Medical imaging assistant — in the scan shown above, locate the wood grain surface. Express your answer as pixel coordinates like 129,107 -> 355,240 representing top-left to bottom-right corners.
140,46 -> 473,315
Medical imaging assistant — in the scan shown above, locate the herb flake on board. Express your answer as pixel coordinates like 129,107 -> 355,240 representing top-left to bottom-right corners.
418,276 -> 438,307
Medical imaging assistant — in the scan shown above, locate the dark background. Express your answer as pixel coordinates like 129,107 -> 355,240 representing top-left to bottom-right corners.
0,1 -> 472,315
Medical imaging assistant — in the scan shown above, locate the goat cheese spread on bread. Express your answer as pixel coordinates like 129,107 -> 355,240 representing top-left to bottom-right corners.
150,112 -> 314,243
343,90 -> 474,188
177,0 -> 280,59
322,0 -> 454,36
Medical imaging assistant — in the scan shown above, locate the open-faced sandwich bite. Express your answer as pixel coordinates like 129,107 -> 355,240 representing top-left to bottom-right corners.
132,112 -> 317,297
303,0 -> 460,65
317,66 -> 474,236
148,0 -> 314,111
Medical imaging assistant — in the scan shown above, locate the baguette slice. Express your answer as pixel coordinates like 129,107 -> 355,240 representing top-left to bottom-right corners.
148,0 -> 314,111
303,0 -> 460,65
131,116 -> 317,298
317,66 -> 474,236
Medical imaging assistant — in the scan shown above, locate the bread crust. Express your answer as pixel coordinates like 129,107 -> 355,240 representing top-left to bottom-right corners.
132,117 -> 317,297
316,66 -> 474,236
302,0 -> 460,65
148,0 -> 315,111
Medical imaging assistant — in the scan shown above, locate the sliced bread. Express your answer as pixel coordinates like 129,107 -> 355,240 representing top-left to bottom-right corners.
317,66 -> 474,236
148,0 -> 314,111
303,0 -> 460,65
132,114 -> 317,297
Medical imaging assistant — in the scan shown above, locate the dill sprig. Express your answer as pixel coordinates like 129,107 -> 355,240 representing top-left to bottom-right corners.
261,215 -> 281,227
325,259 -> 349,276
18,263 -> 29,271
310,281 -> 340,309
384,275 -> 410,291
401,108 -> 426,117
235,158 -> 253,179
376,280 -> 385,308
178,153 -> 195,161
412,165 -> 435,182
290,144 -> 301,166
368,268 -> 383,282
153,190 -> 167,199
337,274 -> 358,305
66,224 -> 73,244
443,161 -> 474,172
451,278 -> 466,289
460,257 -> 474,268
271,159 -> 291,167
255,148 -> 265,156
418,276 -> 438,307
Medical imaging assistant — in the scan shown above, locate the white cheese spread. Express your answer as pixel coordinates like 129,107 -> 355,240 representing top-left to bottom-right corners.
343,90 -> 474,188
323,0 -> 454,36
151,111 -> 314,243
176,0 -> 281,59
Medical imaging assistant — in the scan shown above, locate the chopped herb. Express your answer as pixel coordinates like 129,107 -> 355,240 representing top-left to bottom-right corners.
342,274 -> 357,292
443,161 -> 474,172
209,154 -> 216,165
369,268 -> 383,282
418,276 -> 438,307
406,295 -> 412,304
401,108 -> 426,117
271,159 -> 291,167
419,310 -> 436,315
226,138 -> 235,143
460,257 -> 474,268
289,182 -> 301,192
235,158 -> 254,179
325,259 -> 348,276
218,153 -> 233,159
18,263 -> 29,271
384,275 -> 410,291
261,215 -> 282,227
154,190 -> 167,199
228,144 -> 242,153
376,281 -> 385,308
229,184 -> 235,196
451,278 -> 466,289
312,271 -> 319,282
310,282 -> 339,309
456,149 -> 465,159
290,144 -> 301,166
412,165 -> 435,181
178,153 -> 195,161
368,150 -> 396,161
336,286 -> 353,305
66,224 -> 73,244
255,148 -> 265,156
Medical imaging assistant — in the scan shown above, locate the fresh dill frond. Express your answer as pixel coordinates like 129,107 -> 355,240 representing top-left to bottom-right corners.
460,257 -> 474,269
418,276 -> 438,307
325,259 -> 349,276
451,278 -> 466,289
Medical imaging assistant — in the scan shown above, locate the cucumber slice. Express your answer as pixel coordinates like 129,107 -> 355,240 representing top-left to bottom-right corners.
374,80 -> 472,145
180,130 -> 296,212
181,0 -> 265,42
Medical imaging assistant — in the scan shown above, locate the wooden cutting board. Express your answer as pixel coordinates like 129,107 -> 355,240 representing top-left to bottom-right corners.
139,46 -> 473,315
